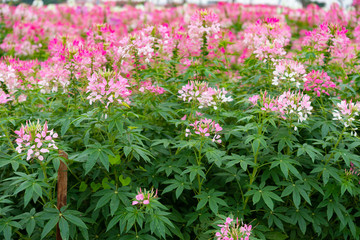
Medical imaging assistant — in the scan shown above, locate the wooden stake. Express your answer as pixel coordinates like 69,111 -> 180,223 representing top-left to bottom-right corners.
56,151 -> 68,240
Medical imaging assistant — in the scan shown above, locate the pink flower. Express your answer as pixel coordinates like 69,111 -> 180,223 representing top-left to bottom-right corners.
215,217 -> 252,240
253,91 -> 313,129
304,70 -> 336,97
87,72 -> 131,109
14,120 -> 58,162
178,81 -> 232,110
333,99 -> 360,132
243,17 -> 291,60
186,118 -> 222,143
249,95 -> 260,105
132,188 -> 158,206
138,80 -> 165,95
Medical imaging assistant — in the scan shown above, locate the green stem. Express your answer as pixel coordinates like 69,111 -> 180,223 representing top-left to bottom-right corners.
324,127 -> 345,167
317,127 -> 345,180
1,123 -> 16,151
196,140 -> 204,194
243,116 -> 264,210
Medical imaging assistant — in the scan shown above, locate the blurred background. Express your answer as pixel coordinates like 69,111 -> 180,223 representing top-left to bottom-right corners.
2,0 -> 357,11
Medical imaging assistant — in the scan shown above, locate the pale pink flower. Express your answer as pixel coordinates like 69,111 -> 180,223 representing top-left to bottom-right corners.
178,81 -> 232,110
332,99 -> 360,134
186,118 -> 222,143
15,120 -> 58,161
272,59 -> 307,87
244,17 -> 291,60
215,217 -> 252,240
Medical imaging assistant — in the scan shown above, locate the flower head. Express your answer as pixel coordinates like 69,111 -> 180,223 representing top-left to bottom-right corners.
215,217 -> 252,240
15,120 -> 58,161
132,188 -> 158,206
332,100 -> 360,134
178,81 -> 232,110
186,118 -> 222,143
304,70 -> 336,97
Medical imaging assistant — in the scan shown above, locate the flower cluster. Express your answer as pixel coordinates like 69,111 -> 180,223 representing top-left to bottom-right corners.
178,81 -> 232,110
244,17 -> 291,60
277,91 -> 313,124
332,100 -> 360,134
186,118 -> 222,143
304,70 -> 336,97
272,59 -> 307,88
345,162 -> 360,185
86,71 -> 132,108
132,188 -> 158,206
215,217 -> 252,240
302,22 -> 351,61
249,91 -> 313,129
138,80 -> 165,95
14,121 -> 58,161
0,90 -> 11,104
188,9 -> 221,40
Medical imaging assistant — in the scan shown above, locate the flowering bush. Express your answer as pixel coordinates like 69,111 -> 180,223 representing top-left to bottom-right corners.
0,2 -> 360,240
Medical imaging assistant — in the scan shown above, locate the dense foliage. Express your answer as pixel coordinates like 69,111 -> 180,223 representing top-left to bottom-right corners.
1,2 -> 360,240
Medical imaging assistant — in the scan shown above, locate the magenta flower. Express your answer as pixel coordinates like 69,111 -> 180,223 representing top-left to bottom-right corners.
304,70 -> 336,97
188,9 -> 221,41
0,90 -> 11,104
302,22 -> 352,62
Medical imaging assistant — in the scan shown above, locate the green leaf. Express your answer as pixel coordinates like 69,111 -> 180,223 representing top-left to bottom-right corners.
26,218 -> 36,236
90,182 -> 101,192
63,214 -> 87,229
205,148 -> 226,167
109,155 -> 121,165
99,151 -> 110,171
196,198 -> 208,211
59,218 -> 69,240
119,175 -> 131,186
41,216 -> 59,239
262,193 -> 274,210
84,151 -> 100,175
95,193 -> 113,210
110,195 -> 120,216
3,225 -> 11,240
79,182 -> 88,192
61,118 -> 71,136
24,187 -> 34,207
106,215 -> 122,232
253,191 -> 261,204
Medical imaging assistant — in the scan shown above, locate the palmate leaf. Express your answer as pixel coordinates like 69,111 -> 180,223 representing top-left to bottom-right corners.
281,181 -> 311,209
83,144 -> 114,174
181,165 -> 205,183
296,143 -> 322,162
163,175 -> 191,199
270,154 -> 302,180
244,185 -> 283,211
194,189 -> 228,214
